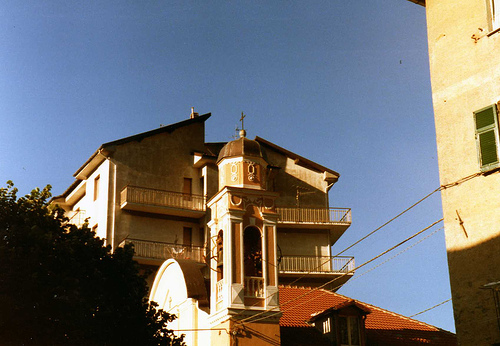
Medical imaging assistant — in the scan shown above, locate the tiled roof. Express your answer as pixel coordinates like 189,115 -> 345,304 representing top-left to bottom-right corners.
279,286 -> 457,345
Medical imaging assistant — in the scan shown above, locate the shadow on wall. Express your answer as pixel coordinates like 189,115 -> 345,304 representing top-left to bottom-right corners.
272,171 -> 326,208
447,233 -> 500,345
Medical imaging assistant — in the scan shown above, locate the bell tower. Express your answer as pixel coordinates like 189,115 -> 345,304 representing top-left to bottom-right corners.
207,129 -> 281,344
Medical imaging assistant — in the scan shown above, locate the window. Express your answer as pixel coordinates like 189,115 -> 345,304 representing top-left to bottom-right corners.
489,0 -> 500,31
216,230 -> 223,281
183,178 -> 192,201
322,318 -> 331,334
474,104 -> 500,172
244,226 -> 262,277
339,316 -> 360,346
93,175 -> 100,201
183,227 -> 192,246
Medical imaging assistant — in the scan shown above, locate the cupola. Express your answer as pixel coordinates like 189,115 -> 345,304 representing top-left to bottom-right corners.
216,130 -> 267,190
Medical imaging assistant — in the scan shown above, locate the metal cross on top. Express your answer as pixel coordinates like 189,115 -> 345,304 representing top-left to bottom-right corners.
240,112 -> 246,130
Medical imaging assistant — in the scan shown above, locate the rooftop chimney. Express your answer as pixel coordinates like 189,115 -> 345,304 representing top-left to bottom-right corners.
190,107 -> 199,119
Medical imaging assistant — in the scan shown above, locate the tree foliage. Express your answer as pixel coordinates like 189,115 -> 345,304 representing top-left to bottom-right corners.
0,182 -> 184,345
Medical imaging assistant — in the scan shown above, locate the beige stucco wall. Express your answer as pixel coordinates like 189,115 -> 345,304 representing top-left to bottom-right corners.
277,228 -> 330,256
110,121 -> 207,250
263,146 -> 330,208
426,0 -> 500,343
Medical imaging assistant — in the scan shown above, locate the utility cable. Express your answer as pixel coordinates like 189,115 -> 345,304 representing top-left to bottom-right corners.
285,171 -> 481,287
236,218 -> 443,325
409,299 -> 452,318
346,227 -> 442,283
231,172 -> 479,323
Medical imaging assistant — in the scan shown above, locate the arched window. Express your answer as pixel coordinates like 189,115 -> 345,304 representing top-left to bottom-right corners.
244,226 -> 262,277
216,230 -> 223,281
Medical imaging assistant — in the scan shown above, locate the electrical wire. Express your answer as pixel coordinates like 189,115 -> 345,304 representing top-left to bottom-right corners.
236,218 -> 443,325
227,172 -> 481,324
410,299 -> 452,318
286,171 -> 482,287
346,227 -> 442,283
234,188 -> 445,316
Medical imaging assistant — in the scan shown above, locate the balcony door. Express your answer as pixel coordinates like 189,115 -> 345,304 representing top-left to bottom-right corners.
183,178 -> 192,201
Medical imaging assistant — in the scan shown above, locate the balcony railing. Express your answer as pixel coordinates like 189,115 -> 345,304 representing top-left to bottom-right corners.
244,276 -> 265,298
120,185 -> 205,215
119,238 -> 205,263
276,207 -> 351,225
66,210 -> 86,228
279,255 -> 354,274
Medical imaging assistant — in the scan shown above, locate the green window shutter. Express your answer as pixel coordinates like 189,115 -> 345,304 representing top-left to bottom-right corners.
474,104 -> 500,172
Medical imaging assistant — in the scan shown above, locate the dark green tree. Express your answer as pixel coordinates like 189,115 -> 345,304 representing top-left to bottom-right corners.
0,181 -> 184,346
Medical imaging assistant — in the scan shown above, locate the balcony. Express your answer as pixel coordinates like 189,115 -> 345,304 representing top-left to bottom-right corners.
244,276 -> 265,298
120,185 -> 206,218
277,207 -> 351,224
278,255 -> 354,288
66,210 -> 87,228
276,207 -> 351,234
279,255 -> 354,274
119,238 -> 206,264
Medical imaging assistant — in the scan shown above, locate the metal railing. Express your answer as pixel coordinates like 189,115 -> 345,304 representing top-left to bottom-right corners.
120,185 -> 205,212
276,207 -> 351,224
244,276 -> 265,298
67,209 -> 86,228
279,255 -> 354,274
119,238 -> 205,263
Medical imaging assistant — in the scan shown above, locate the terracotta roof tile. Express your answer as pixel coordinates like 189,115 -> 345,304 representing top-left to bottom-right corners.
278,286 -> 456,345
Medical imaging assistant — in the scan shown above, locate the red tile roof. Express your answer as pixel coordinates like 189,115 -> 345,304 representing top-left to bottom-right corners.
279,286 -> 457,345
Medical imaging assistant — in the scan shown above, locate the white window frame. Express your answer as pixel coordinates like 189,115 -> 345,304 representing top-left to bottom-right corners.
489,0 -> 500,31
322,318 -> 331,334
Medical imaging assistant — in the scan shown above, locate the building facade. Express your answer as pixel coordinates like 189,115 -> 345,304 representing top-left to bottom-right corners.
52,110 -> 354,345
53,109 -> 458,345
406,1 -> 500,344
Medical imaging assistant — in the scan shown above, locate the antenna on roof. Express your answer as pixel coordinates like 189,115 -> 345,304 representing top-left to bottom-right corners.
232,126 -> 241,139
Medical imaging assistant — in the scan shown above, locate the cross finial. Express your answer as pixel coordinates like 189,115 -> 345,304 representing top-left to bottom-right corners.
240,112 -> 246,130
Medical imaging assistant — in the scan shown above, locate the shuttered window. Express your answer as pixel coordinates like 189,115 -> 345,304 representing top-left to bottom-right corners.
474,104 -> 500,172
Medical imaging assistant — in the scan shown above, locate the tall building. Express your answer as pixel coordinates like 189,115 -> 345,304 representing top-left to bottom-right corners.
52,110 -> 354,344
405,1 -> 500,344
53,110 -> 458,345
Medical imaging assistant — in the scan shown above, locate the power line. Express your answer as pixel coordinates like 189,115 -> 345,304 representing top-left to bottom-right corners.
347,227 -> 442,283
410,299 -> 452,318
237,218 -> 443,325
263,171 -> 482,308
229,172 -> 481,323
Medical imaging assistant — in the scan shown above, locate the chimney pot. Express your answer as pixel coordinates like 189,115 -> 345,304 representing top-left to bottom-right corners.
190,107 -> 199,119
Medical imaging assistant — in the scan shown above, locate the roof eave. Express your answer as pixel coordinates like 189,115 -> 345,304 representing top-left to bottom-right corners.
406,0 -> 425,6
255,136 -> 340,177
73,113 -> 212,178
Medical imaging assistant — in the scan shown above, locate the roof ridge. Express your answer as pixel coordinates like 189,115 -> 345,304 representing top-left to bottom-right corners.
102,112 -> 211,148
73,113 -> 211,178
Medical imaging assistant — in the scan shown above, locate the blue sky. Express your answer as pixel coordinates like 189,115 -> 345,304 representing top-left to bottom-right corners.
0,0 -> 454,332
